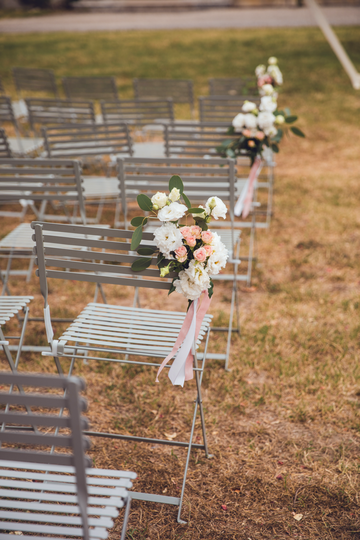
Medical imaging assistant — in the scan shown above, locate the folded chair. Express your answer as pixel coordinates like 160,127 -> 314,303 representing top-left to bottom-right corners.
199,95 -> 261,123
12,67 -> 59,98
133,78 -> 195,117
117,156 -> 244,369
26,98 -> 96,134
0,371 -> 136,540
0,96 -> 24,154
32,221 -> 212,523
101,98 -> 174,127
63,76 -> 119,101
209,76 -> 258,96
0,128 -> 12,158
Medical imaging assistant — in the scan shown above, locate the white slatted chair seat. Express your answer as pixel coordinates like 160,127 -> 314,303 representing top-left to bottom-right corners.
59,304 -> 211,359
0,372 -> 136,540
0,296 -> 33,325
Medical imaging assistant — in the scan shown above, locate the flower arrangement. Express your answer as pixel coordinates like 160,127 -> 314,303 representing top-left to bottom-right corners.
217,57 -> 305,164
130,175 -> 229,304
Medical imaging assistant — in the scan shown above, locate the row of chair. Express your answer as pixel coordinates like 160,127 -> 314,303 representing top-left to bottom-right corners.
2,67 -> 258,104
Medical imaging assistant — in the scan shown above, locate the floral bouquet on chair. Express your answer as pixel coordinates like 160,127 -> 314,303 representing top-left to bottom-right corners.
130,174 -> 229,305
256,56 -> 283,97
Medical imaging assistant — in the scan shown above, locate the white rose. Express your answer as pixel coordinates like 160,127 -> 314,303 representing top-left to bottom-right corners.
275,114 -> 285,125
232,113 -> 245,132
244,113 -> 257,129
174,271 -> 204,301
263,126 -> 278,137
260,96 -> 277,113
207,236 -> 229,275
169,187 -> 181,202
262,83 -> 275,96
255,64 -> 266,77
205,196 -> 227,220
153,222 -> 183,258
185,260 -> 211,290
268,56 -> 278,65
257,111 -> 276,130
242,100 -> 257,113
157,201 -> 187,222
151,191 -> 167,209
268,65 -> 283,85
195,205 -> 207,220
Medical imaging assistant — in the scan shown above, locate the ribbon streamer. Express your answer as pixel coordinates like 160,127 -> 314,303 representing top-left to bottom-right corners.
234,156 -> 262,218
156,290 -> 212,387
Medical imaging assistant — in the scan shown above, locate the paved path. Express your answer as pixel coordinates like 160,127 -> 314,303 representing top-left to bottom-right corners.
0,6 -> 359,34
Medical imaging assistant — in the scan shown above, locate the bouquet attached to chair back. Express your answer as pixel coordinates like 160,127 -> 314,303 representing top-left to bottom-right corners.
217,57 -> 305,163
130,175 -> 229,304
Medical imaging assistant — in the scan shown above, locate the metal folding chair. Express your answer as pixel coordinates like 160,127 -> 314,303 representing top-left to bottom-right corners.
117,156 -> 244,369
209,77 -> 258,96
133,78 -> 195,117
0,295 -> 33,370
62,76 -> 119,101
0,128 -> 12,158
0,96 -> 24,154
12,67 -> 59,98
0,158 -> 86,292
0,371 -> 136,540
32,221 -> 212,523
199,95 -> 261,123
26,98 -> 96,134
101,98 -> 174,127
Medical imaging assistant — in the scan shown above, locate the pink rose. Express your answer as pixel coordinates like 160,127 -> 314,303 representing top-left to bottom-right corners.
242,129 -> 252,138
257,75 -> 272,87
256,131 -> 265,140
248,140 -> 255,148
175,245 -> 188,263
185,236 -> 196,247
201,231 -> 214,244
190,225 -> 201,239
180,226 -> 191,237
204,245 -> 214,257
194,247 -> 207,263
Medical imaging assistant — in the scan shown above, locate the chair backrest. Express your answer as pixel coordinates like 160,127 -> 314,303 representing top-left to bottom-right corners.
164,121 -> 238,158
12,67 -> 58,98
117,157 -> 236,228
26,98 -> 96,132
0,371 -> 91,537
62,76 -> 119,101
0,158 -> 86,224
0,78 -> 4,95
32,222 -> 175,311
0,96 -> 18,130
101,98 -> 174,126
199,95 -> 261,123
133,78 -> 194,109
0,128 -> 12,158
42,123 -> 133,159
209,77 -> 258,96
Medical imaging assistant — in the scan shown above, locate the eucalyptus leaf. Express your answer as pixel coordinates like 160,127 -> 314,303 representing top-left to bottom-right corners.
285,115 -> 298,124
131,257 -> 153,272
284,107 -> 291,116
188,207 -> 205,214
131,216 -> 144,227
226,148 -> 236,158
271,143 -> 279,153
137,247 -> 156,256
169,175 -> 184,194
195,219 -> 208,231
290,126 -> 305,138
131,225 -> 143,251
137,194 -> 153,211
182,192 -> 191,209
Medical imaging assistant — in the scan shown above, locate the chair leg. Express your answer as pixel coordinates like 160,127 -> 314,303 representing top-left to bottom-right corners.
225,284 -> 236,372
120,495 -> 132,540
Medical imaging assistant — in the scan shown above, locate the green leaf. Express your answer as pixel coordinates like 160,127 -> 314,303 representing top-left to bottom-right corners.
195,219 -> 208,230
137,194 -> 153,212
226,148 -> 236,158
131,225 -> 143,251
182,192 -> 191,209
188,207 -> 205,214
271,143 -> 279,153
290,126 -> 305,138
131,257 -> 153,272
284,107 -> 291,116
131,216 -> 148,227
169,175 -> 184,194
137,247 -> 156,256
285,115 -> 298,124
208,278 -> 214,299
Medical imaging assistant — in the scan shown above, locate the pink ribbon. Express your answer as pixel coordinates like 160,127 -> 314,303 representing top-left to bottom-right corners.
156,290 -> 212,386
242,156 -> 262,219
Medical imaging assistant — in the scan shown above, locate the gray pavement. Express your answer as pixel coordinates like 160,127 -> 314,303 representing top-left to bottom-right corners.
0,6 -> 359,34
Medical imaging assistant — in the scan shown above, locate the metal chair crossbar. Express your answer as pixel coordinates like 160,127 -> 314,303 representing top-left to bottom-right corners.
0,371 -> 136,540
12,67 -> 59,98
26,98 -> 96,134
101,98 -> 174,127
199,95 -> 261,123
32,221 -> 212,523
62,76 -> 119,101
209,77 -> 258,96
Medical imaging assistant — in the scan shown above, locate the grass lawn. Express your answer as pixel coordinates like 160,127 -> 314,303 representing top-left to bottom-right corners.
1,27 -> 360,539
